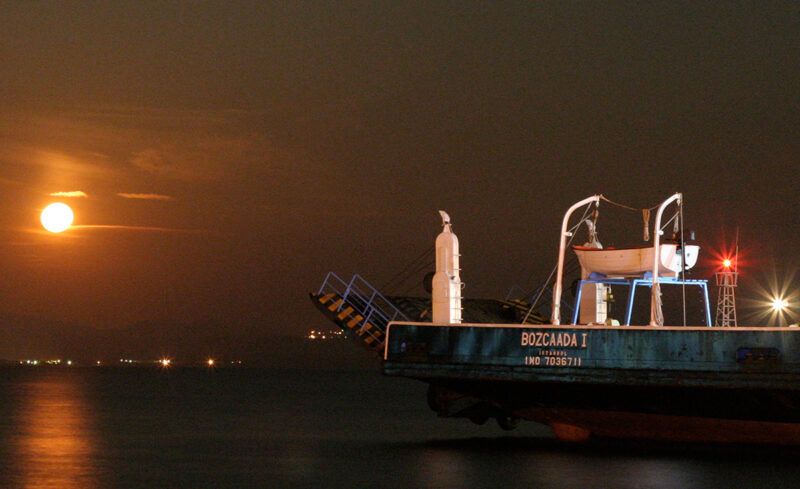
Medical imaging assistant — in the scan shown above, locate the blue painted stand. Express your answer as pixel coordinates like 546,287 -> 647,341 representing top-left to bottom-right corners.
571,272 -> 712,326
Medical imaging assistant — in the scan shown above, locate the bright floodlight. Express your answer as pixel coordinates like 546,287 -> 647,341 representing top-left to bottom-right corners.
723,258 -> 732,268
772,298 -> 788,311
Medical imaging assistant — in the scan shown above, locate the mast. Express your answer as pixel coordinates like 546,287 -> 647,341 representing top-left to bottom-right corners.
715,228 -> 739,327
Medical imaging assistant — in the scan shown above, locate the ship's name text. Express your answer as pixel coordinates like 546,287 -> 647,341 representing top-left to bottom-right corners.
521,331 -> 588,349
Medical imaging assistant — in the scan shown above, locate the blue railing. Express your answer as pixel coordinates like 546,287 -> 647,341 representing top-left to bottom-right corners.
317,272 -> 409,341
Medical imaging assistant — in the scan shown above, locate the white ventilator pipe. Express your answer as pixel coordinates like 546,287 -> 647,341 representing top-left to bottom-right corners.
432,211 -> 462,324
552,195 -> 602,325
650,192 -> 682,326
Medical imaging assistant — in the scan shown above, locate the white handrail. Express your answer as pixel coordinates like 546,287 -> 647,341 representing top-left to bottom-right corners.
551,195 -> 602,325
650,192 -> 682,326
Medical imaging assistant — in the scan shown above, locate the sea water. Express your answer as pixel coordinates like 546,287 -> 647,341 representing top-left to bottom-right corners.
0,366 -> 798,489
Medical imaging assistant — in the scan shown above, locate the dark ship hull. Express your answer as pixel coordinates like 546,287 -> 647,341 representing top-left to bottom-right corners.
383,321 -> 800,444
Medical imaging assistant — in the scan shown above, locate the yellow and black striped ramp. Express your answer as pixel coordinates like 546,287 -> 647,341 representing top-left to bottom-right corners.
309,292 -> 386,354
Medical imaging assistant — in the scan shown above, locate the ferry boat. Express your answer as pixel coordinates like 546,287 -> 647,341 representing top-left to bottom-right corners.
310,193 -> 800,444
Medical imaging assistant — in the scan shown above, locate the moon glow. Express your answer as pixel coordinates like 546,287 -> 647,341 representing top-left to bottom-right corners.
41,203 -> 74,233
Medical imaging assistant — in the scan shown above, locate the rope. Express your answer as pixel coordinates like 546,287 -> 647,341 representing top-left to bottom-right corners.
382,244 -> 434,293
673,205 -> 680,235
395,259 -> 436,296
599,196 -> 660,212
567,204 -> 595,236
651,282 -> 664,326
660,210 -> 680,232
680,201 -> 687,326
521,203 -> 594,324
521,254 -> 582,324
600,195 -> 664,242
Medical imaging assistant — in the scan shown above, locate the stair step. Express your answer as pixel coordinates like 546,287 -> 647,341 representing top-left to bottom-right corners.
337,306 -> 355,320
327,298 -> 344,312
318,293 -> 337,305
346,315 -> 364,328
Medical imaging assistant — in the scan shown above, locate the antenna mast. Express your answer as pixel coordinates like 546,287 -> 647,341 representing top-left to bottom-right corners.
714,229 -> 738,327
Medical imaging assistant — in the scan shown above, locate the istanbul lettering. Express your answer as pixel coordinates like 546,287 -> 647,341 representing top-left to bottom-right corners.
521,331 -> 589,367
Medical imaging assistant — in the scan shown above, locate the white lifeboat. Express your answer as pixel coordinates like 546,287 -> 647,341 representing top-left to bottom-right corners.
573,243 -> 699,278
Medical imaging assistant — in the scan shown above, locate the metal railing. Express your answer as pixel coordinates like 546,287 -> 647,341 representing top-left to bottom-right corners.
317,272 -> 409,341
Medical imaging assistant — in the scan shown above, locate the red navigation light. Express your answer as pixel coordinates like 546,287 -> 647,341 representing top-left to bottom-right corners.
723,258 -> 732,268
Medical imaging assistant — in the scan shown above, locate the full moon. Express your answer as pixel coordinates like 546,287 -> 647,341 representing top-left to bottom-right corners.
41,203 -> 74,233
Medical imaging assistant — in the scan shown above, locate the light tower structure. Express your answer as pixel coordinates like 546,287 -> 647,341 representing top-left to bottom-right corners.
715,258 -> 738,327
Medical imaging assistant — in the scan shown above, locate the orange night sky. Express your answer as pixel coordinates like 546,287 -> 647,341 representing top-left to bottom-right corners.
0,2 -> 798,360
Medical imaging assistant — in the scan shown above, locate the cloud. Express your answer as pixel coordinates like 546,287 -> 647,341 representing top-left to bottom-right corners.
1,107 -> 293,194
117,193 -> 173,201
130,149 -> 165,174
73,225 -> 201,233
50,191 -> 88,198
129,142 -> 235,183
